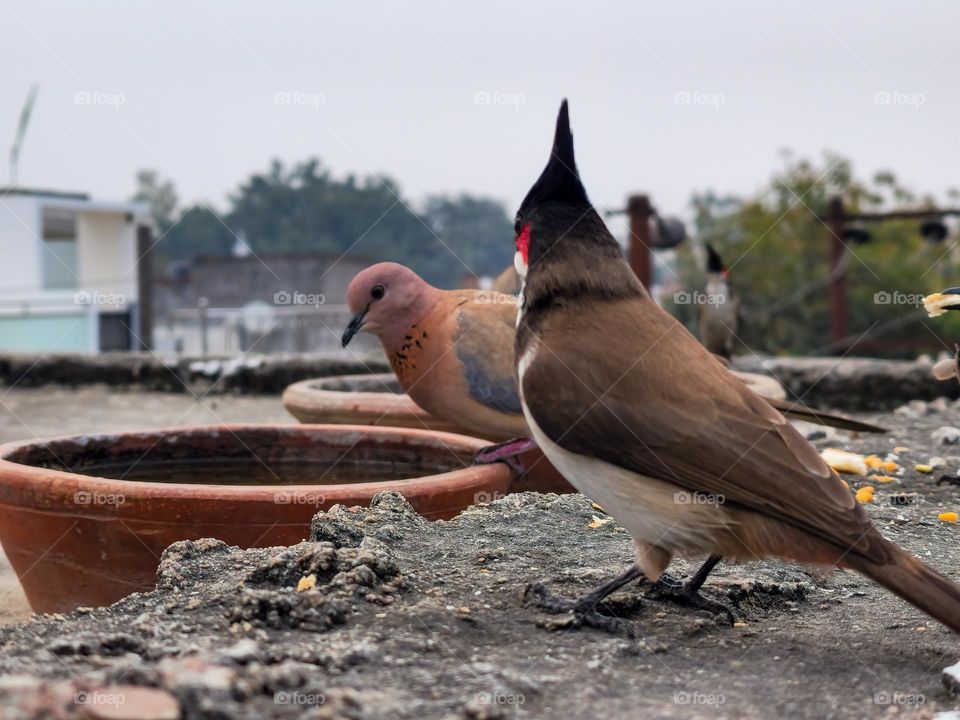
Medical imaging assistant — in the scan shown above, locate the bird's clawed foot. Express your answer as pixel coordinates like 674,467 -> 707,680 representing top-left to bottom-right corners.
523,564 -> 643,637
523,582 -> 639,637
647,575 -> 735,625
472,437 -> 537,475
645,555 -> 735,626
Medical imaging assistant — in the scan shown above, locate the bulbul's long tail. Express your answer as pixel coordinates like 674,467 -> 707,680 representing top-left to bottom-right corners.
771,402 -> 888,434
848,538 -> 960,632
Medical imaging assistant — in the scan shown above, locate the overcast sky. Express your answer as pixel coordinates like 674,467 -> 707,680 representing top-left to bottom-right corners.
2,0 -> 959,230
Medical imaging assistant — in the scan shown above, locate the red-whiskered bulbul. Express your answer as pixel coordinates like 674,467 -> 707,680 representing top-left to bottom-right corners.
698,244 -> 740,360
511,100 -> 960,634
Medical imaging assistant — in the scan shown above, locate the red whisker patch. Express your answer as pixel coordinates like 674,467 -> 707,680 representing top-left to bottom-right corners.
516,224 -> 531,264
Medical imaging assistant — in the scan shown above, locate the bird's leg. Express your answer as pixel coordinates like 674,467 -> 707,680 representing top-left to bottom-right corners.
647,554 -> 735,625
655,554 -> 722,595
524,564 -> 643,636
472,437 -> 537,475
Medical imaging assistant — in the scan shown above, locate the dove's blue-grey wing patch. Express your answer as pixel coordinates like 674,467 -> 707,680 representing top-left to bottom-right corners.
458,350 -> 523,414
455,305 -> 523,416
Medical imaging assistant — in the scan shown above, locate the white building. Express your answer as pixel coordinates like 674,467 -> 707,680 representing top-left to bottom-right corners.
0,188 -> 151,352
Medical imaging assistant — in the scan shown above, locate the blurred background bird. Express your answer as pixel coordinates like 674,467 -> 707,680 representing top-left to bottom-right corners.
491,265 -> 523,295
698,244 -> 740,360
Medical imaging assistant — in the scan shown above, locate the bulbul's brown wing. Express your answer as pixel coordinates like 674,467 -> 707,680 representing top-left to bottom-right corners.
521,296 -> 888,563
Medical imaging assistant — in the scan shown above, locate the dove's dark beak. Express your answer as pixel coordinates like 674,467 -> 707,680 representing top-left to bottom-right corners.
341,309 -> 368,348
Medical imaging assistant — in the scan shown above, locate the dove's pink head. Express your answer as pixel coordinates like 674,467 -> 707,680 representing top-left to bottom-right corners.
341,262 -> 438,348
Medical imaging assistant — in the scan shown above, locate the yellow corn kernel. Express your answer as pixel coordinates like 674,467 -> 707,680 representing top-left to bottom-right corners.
868,474 -> 896,483
915,464 -> 934,474
864,455 -> 883,469
855,487 -> 875,503
938,512 -> 958,523
296,574 -> 317,592
588,515 -> 612,529
821,449 -> 867,476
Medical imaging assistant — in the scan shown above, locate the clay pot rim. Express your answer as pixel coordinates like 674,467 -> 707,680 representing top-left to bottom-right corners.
281,376 -> 471,434
281,377 -> 416,414
282,375 -> 404,402
296,373 -> 398,390
0,423 -> 512,507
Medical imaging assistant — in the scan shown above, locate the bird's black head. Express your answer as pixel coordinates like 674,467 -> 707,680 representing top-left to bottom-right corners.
705,243 -> 727,276
513,101 -> 616,274
512,100 -> 642,310
517,99 -> 591,218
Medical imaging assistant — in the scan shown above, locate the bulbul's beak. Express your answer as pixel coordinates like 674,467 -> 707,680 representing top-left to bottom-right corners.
341,309 -> 367,348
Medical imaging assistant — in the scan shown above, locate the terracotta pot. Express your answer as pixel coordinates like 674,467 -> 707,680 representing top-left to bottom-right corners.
282,374 -> 575,495
283,374 -> 472,433
0,424 -> 513,613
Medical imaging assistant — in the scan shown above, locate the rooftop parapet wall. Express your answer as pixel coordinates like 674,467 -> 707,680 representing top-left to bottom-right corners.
0,352 -> 389,395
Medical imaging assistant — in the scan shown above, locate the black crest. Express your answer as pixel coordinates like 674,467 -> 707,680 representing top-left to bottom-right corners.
519,100 -> 591,214
705,243 -> 725,274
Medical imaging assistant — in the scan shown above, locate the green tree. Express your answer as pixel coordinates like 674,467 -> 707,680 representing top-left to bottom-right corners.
670,152 -> 960,357
422,194 -> 514,281
144,159 -> 516,288
155,206 -> 235,262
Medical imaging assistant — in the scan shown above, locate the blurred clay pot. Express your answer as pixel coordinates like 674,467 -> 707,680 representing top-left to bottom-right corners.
282,374 -> 574,495
283,374 -> 468,432
0,424 -> 513,613
732,370 -> 787,401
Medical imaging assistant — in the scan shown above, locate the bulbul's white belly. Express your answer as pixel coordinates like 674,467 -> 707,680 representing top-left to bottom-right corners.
518,341 -> 728,554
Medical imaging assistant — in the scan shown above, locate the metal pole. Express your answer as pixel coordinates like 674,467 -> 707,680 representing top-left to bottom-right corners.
10,83 -> 38,187
135,224 -> 154,351
627,194 -> 653,290
846,207 -> 960,221
827,197 -> 848,350
9,147 -> 18,187
198,297 -> 209,357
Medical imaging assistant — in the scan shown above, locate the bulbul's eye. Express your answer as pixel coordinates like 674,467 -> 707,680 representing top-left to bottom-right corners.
370,284 -> 385,300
